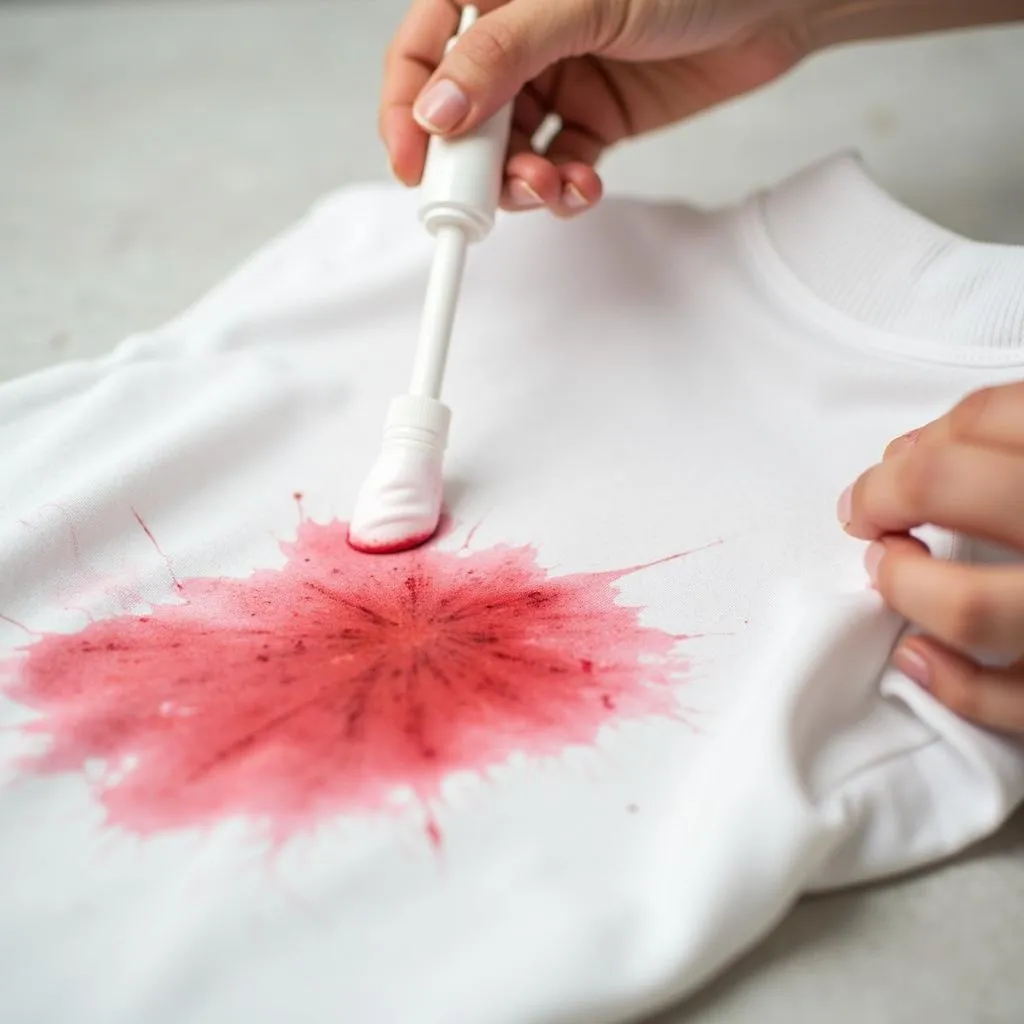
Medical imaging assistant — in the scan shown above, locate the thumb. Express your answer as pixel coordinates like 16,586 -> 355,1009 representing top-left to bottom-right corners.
413,0 -> 594,136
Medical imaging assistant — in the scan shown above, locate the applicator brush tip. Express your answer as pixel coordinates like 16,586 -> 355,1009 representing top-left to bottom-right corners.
347,395 -> 451,555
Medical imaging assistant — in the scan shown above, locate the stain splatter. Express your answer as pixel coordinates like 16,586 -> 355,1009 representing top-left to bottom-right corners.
1,513 -> 704,842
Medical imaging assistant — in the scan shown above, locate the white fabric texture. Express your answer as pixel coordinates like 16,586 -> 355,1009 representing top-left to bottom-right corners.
1,152 -> 1023,1024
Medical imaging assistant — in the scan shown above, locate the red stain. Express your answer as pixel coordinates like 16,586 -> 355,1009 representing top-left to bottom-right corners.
425,816 -> 442,848
131,507 -> 183,593
0,613 -> 36,637
346,528 -> 438,556
1,515 -> 705,843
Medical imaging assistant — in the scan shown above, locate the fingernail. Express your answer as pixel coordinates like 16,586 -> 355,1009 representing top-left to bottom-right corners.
564,183 -> 589,210
864,541 -> 884,587
893,643 -> 931,688
508,179 -> 543,209
836,485 -> 852,526
413,79 -> 469,133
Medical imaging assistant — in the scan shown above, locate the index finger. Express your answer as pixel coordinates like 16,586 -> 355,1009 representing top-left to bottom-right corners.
379,0 -> 461,185
845,441 -> 1024,548
884,382 -> 1024,461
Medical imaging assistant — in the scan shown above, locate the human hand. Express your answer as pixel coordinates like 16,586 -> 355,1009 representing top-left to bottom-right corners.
380,0 -> 814,217
381,1 -> 1024,217
840,383 -> 1024,734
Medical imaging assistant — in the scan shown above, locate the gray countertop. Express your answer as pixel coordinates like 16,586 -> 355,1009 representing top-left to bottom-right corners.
2,3 -> 1023,1021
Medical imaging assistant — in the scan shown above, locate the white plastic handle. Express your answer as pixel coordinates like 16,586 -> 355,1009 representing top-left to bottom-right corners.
418,5 -> 513,243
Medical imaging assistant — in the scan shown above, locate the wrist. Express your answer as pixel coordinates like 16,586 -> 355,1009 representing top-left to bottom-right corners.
802,0 -> 1024,52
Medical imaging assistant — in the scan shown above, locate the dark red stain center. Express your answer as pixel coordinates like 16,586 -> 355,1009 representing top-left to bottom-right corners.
1,511 -> 700,842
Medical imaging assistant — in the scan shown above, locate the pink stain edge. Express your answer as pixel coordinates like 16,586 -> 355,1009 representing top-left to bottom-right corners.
0,499 -> 724,850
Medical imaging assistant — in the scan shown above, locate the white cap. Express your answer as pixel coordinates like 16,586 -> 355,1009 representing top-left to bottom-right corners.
418,6 -> 513,244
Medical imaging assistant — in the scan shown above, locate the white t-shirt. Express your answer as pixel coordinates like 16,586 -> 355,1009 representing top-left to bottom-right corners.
1,152 -> 1022,1024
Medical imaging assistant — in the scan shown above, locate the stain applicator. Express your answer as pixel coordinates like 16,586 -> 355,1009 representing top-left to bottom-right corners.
348,5 -> 512,554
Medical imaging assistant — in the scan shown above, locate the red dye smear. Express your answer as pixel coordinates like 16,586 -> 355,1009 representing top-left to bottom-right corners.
131,507 -> 183,593
0,613 -> 36,636
2,517 -> 701,842
346,528 -> 438,556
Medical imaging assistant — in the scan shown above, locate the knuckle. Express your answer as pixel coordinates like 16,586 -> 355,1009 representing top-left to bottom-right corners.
591,0 -> 631,47
382,34 -> 411,75
897,445 -> 947,512
940,584 -> 993,649
459,19 -> 524,76
948,387 -> 995,440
